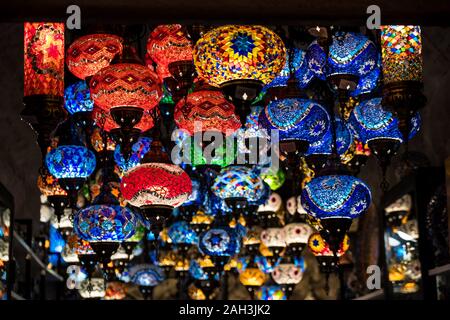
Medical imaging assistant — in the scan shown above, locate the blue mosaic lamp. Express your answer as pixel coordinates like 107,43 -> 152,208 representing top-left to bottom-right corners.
198,226 -> 240,268
350,54 -> 381,97
64,81 -> 94,115
167,220 -> 198,249
348,97 -> 421,188
258,98 -> 330,156
46,145 -> 96,180
46,145 -> 96,196
73,205 -> 138,242
129,263 -> 165,299
211,166 -> 268,216
302,175 -> 372,220
114,136 -> 152,172
255,285 -> 287,300
305,117 -> 353,158
326,31 -> 378,92
348,97 -> 420,145
301,174 -> 371,252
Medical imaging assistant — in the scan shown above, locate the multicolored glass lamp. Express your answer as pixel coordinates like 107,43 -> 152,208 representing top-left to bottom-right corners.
167,220 -> 198,254
120,163 -> 192,233
22,22 -> 67,156
73,182 -> 139,264
381,26 -> 425,141
194,25 -> 286,124
147,25 -> 195,101
271,262 -> 304,297
239,261 -> 267,299
302,173 -> 371,254
308,232 -> 349,275
254,285 -> 287,300
211,166 -> 268,219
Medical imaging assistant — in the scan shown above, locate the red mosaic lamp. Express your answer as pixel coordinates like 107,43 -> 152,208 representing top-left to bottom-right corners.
120,163 -> 192,233
146,24 -> 195,100
22,22 -> 67,156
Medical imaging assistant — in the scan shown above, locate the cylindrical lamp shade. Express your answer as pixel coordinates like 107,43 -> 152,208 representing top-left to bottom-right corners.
146,24 -> 193,81
381,26 -> 422,83
89,63 -> 162,111
120,163 -> 192,208
66,34 -> 123,80
73,205 -> 138,242
24,22 -> 64,97
194,25 -> 286,87
45,145 -> 96,179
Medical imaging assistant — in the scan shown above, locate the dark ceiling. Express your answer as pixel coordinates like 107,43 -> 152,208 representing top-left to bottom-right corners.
1,0 -> 450,25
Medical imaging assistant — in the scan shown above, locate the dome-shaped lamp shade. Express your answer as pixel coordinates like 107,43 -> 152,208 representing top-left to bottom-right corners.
92,106 -> 157,132
24,22 -> 64,97
66,34 -> 123,80
381,26 -> 422,84
194,25 -> 286,87
129,264 -> 165,287
211,166 -> 266,203
239,267 -> 267,287
255,285 -> 287,300
302,175 -> 372,219
73,205 -> 138,242
167,221 -> 198,245
272,263 -> 303,285
327,32 -> 378,89
46,145 -> 96,179
348,97 -> 421,145
64,81 -> 94,115
305,117 -> 353,157
301,41 -> 327,82
120,163 -> 192,208
198,226 -> 239,257
89,63 -> 162,112
259,98 -> 330,145
308,232 -> 350,257
174,89 -> 241,136
283,223 -> 313,246
257,192 -> 282,214
146,24 -> 193,81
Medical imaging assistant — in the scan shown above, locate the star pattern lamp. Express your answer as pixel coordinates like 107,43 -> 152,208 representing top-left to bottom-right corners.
194,25 -> 286,122
23,22 -> 67,155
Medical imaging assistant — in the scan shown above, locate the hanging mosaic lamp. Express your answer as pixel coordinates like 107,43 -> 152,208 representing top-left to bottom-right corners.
305,116 -> 353,170
211,166 -> 268,217
194,25 -> 286,123
254,285 -> 287,300
198,226 -> 240,270
174,86 -> 241,136
64,80 -> 94,126
261,167 -> 286,191
239,262 -> 267,299
381,26 -> 425,140
45,145 -> 96,200
257,193 -> 282,228
22,22 -> 67,156
308,232 -> 350,274
271,262 -> 304,297
38,167 -> 69,223
301,173 -> 371,253
167,220 -> 198,253
259,98 -> 330,163
260,227 -> 286,265
283,222 -> 313,256
129,264 -> 165,299
348,97 -> 421,187
147,24 -> 195,100
120,163 -> 192,232
66,33 -> 123,80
